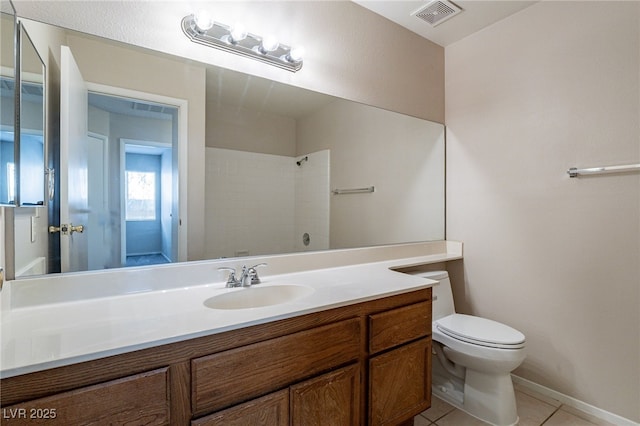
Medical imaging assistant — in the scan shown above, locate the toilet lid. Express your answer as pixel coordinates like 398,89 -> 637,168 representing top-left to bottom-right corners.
436,314 -> 525,349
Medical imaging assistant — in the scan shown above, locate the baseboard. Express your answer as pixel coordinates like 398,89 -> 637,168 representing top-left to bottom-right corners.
512,375 -> 639,426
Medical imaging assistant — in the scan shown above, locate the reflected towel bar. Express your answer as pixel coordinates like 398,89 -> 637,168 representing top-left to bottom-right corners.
567,164 -> 640,178
332,186 -> 375,195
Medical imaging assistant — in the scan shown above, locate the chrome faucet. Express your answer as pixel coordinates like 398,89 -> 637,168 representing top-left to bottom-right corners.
218,263 -> 267,288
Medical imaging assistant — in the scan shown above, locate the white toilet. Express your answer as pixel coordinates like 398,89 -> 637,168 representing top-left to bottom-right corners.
418,271 -> 526,426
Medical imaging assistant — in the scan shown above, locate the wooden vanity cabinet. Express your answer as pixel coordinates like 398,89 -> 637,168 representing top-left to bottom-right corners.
368,300 -> 432,425
0,287 -> 431,426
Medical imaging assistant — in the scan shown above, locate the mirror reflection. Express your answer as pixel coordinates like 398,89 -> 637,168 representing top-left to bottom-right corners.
86,92 -> 179,270
0,8 -> 15,205
204,65 -> 445,259
10,19 -> 445,278
17,22 -> 45,206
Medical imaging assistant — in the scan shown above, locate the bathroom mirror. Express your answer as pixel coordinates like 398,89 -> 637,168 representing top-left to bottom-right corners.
0,2 -> 16,206
8,18 -> 445,277
16,21 -> 45,206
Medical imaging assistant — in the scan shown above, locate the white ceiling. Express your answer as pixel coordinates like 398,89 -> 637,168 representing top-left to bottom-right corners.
352,0 -> 538,47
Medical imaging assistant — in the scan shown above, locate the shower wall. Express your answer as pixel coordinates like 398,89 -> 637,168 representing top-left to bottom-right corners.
204,147 -> 329,259
297,99 -> 445,248
294,150 -> 330,252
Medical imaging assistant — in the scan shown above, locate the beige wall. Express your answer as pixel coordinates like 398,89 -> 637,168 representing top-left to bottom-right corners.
1,12 -> 13,70
206,103 -> 296,157
445,2 -> 640,422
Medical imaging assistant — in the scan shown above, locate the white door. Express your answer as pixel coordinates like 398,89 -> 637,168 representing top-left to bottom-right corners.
60,46 -> 89,272
87,134 -> 109,270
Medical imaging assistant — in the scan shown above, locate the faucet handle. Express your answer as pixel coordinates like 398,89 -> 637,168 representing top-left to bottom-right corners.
218,267 -> 238,286
248,263 -> 267,285
239,265 -> 252,287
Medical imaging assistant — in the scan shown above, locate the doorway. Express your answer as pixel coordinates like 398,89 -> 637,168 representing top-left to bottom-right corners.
87,92 -> 179,268
121,141 -> 173,266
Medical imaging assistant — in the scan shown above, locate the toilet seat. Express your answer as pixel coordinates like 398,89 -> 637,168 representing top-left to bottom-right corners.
436,314 -> 525,349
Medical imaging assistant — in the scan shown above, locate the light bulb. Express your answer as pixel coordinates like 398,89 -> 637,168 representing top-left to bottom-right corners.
287,45 -> 305,63
229,23 -> 247,43
194,10 -> 214,32
260,35 -> 279,53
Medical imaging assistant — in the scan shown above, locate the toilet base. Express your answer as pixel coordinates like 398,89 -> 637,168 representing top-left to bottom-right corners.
432,367 -> 465,406
432,356 -> 519,426
464,369 -> 518,426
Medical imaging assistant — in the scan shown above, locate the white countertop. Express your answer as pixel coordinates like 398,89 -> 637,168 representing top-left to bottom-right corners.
0,241 -> 462,379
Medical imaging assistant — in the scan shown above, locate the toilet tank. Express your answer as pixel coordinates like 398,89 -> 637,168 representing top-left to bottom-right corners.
416,271 -> 456,321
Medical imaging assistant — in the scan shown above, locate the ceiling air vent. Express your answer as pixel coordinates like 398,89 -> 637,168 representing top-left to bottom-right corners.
132,102 -> 172,115
411,0 -> 462,27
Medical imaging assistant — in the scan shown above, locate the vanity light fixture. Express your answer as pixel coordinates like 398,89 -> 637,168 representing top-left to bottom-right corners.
182,12 -> 304,72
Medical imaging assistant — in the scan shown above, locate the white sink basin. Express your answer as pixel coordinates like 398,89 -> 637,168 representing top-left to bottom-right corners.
204,285 -> 315,310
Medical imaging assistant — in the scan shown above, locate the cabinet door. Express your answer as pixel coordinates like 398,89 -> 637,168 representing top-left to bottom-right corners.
192,389 -> 288,426
291,364 -> 360,426
369,338 -> 431,426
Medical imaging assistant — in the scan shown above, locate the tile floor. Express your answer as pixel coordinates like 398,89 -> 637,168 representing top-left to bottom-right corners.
125,253 -> 170,267
414,384 -> 616,426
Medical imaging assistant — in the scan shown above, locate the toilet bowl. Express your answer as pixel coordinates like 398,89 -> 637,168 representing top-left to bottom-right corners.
417,271 -> 526,426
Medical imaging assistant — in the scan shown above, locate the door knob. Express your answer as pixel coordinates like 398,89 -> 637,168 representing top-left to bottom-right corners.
49,224 -> 84,235
49,224 -> 69,235
69,224 -> 84,234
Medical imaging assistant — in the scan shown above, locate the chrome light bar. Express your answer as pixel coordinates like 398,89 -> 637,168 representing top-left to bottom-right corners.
181,14 -> 303,72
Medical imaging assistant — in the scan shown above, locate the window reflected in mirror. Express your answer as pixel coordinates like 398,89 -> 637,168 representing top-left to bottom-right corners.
126,170 -> 157,221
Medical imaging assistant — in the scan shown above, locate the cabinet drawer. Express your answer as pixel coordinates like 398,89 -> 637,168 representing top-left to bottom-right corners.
192,389 -> 289,426
369,300 -> 431,354
2,368 -> 170,425
192,317 -> 361,416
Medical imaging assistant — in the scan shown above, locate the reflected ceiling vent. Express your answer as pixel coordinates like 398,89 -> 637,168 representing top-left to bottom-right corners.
131,102 -> 173,115
411,0 -> 463,27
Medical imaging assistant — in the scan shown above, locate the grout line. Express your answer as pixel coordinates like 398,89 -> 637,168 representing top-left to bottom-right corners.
428,400 -> 457,423
540,405 -> 563,426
